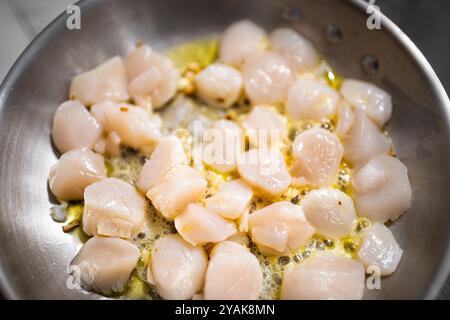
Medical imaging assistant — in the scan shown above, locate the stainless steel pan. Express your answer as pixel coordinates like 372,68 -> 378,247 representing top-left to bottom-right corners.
1,0 -> 450,299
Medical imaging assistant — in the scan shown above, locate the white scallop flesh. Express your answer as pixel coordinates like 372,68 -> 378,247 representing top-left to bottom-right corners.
175,203 -> 237,246
52,100 -> 103,153
69,56 -> 129,106
90,101 -> 161,153
124,44 -> 154,80
243,52 -> 295,105
136,136 -> 187,193
237,149 -> 292,197
353,154 -> 411,223
146,165 -> 207,220
70,237 -> 140,295
357,223 -> 403,276
248,202 -> 315,254
82,177 -> 146,239
203,241 -> 263,300
149,234 -> 208,300
105,131 -> 121,157
291,128 -> 343,187
286,77 -> 340,121
241,105 -> 287,148
195,63 -> 243,108
280,252 -> 365,300
205,179 -> 253,220
342,108 -> 391,166
127,51 -> 179,109
269,28 -> 319,72
49,148 -> 106,201
301,188 -> 357,239
335,100 -> 355,137
202,120 -> 245,173
219,20 -> 267,68
341,79 -> 392,128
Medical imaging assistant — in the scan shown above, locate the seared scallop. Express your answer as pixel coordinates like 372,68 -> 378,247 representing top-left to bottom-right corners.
146,165 -> 207,219
91,101 -> 161,153
237,149 -> 291,197
136,136 -> 187,194
52,100 -> 103,154
286,77 -> 340,121
175,203 -> 237,246
195,63 -> 243,108
353,154 -> 411,223
205,179 -> 253,220
83,178 -> 146,239
269,28 -> 319,72
243,52 -> 295,105
49,148 -> 106,201
148,234 -> 208,300
248,202 -> 315,254
281,252 -> 365,300
301,188 -> 357,239
204,241 -> 263,300
357,223 -> 403,276
342,108 -> 391,166
291,128 -> 343,187
70,237 -> 140,295
69,56 -> 129,106
241,105 -> 287,149
202,120 -> 245,173
341,79 -> 392,128
219,20 -> 267,68
128,52 -> 179,109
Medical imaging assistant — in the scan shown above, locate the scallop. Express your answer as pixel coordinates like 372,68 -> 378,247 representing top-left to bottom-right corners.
342,108 -> 391,166
281,252 -> 365,300
148,234 -> 208,300
286,77 -> 340,121
90,101 -> 161,153
52,100 -> 103,154
301,188 -> 357,239
175,203 -> 237,246
70,237 -> 140,295
353,154 -> 411,223
341,79 -> 392,128
335,101 -> 355,137
195,63 -> 243,108
69,56 -> 129,106
243,52 -> 295,105
219,20 -> 267,68
241,105 -> 287,149
237,149 -> 291,197
248,202 -> 315,254
82,178 -> 146,239
357,223 -> 403,276
124,44 -> 154,81
136,136 -> 187,194
205,179 -> 253,220
269,28 -> 319,72
49,148 -> 106,201
291,128 -> 343,187
146,165 -> 207,219
203,241 -> 263,300
124,44 -> 179,110
202,120 -> 245,173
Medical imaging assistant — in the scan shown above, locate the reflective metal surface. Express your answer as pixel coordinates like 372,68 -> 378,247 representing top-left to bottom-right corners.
0,0 -> 450,299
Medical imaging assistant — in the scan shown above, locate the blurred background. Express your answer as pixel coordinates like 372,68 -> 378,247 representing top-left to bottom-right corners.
0,0 -> 450,299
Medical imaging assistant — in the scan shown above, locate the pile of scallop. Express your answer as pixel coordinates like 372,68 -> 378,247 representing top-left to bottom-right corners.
48,20 -> 412,300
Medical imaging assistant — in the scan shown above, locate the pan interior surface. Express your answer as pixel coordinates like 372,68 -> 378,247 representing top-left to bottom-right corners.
0,0 -> 450,299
